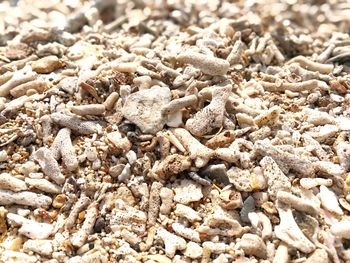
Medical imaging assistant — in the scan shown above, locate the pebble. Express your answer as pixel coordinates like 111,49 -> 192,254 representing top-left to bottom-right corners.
0,150 -> 8,162
31,56 -> 65,74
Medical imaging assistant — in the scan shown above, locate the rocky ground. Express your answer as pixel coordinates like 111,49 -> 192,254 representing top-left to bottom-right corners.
0,0 -> 350,262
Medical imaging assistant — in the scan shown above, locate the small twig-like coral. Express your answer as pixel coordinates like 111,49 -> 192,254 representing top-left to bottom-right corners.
71,202 -> 99,247
275,205 -> 316,253
260,79 -> 328,92
287,55 -> 334,74
172,128 -> 214,168
70,104 -> 106,116
0,173 -> 27,192
0,66 -> 37,97
51,112 -> 102,135
34,147 -> 65,184
50,128 -> 78,171
161,94 -> 197,115
147,181 -> 163,227
319,185 -> 343,215
0,189 -> 52,208
172,222 -> 200,242
25,178 -> 62,194
65,195 -> 91,230
177,51 -> 230,75
277,191 -> 319,215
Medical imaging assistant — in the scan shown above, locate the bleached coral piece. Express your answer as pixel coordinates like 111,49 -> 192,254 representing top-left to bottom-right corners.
51,112 -> 101,135
172,222 -> 200,242
239,233 -> 267,259
157,227 -> 187,258
122,86 -> 171,134
34,147 -> 65,185
184,241 -> 203,259
172,128 -> 214,168
173,179 -> 203,204
303,108 -> 335,126
110,200 -> 147,234
0,173 -> 27,192
50,128 -> 78,171
275,206 -> 315,253
160,187 -> 174,215
248,212 -> 272,240
25,178 -> 62,194
260,156 -> 291,199
0,189 -> 52,208
153,154 -> 191,181
286,55 -> 334,74
273,243 -> 289,263
300,178 -> 332,189
174,204 -> 202,222
1,251 -> 37,263
0,65 -> 37,97
70,104 -> 106,116
198,207 -> 246,237
254,106 -> 281,127
147,182 -> 163,227
227,167 -> 253,192
330,220 -> 350,239
161,95 -> 197,115
186,85 -> 231,136
71,202 -> 98,247
305,249 -> 329,263
65,196 -> 90,230
177,51 -> 230,75
7,213 -> 53,239
255,139 -> 315,176
335,141 -> 350,171
277,191 -> 319,215
319,185 -> 343,215
23,239 -> 53,257
314,161 -> 345,178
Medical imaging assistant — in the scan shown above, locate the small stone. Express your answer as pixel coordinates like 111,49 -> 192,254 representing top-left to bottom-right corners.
115,186 -> 136,206
9,237 -> 23,251
93,217 -> 105,233
52,194 -> 67,209
0,150 -> 8,162
31,55 -> 64,74
5,43 -> 30,60
122,86 -> 171,134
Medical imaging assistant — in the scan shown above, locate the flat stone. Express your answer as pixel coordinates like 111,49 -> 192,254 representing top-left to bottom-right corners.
31,55 -> 64,74
122,86 -> 171,134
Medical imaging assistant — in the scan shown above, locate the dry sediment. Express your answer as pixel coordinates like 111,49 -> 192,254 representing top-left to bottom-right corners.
0,0 -> 350,262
